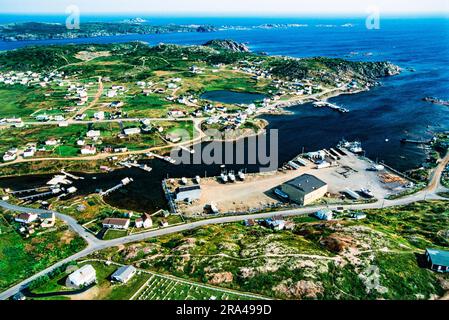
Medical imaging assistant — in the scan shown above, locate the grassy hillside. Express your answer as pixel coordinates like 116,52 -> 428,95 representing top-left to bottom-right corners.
88,201 -> 449,300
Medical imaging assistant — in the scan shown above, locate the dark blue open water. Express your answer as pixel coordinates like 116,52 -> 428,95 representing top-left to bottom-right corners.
0,16 -> 448,211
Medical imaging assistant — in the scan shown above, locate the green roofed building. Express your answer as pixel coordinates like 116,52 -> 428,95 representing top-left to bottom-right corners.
425,248 -> 449,273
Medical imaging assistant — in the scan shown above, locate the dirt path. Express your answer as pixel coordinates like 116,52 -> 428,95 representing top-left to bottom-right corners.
426,151 -> 449,192
70,76 -> 103,120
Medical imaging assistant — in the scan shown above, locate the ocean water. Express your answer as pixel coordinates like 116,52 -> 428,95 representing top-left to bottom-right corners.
0,16 -> 448,211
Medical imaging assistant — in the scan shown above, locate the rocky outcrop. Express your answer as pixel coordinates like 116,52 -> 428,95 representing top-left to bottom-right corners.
269,57 -> 400,81
204,39 -> 250,53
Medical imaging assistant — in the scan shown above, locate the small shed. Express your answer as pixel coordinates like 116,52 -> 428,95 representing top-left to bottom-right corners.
426,249 -> 449,273
111,265 -> 137,283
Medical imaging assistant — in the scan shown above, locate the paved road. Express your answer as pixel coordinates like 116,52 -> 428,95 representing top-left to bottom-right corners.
0,152 -> 448,300
2,117 -> 200,127
0,117 -> 206,168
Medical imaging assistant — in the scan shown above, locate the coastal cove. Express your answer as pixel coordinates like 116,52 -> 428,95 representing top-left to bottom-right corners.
0,17 -> 448,213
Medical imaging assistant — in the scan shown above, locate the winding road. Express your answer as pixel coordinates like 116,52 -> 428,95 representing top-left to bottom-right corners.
0,152 -> 448,300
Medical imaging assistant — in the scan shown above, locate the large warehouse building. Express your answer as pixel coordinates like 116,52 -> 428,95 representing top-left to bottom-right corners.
277,174 -> 328,205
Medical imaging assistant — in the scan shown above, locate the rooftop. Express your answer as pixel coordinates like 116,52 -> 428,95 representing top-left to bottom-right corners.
112,265 -> 136,281
176,184 -> 201,194
284,174 -> 327,194
103,218 -> 129,226
427,248 -> 449,267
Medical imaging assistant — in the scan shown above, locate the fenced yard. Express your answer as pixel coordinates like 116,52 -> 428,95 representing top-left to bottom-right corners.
131,273 -> 266,301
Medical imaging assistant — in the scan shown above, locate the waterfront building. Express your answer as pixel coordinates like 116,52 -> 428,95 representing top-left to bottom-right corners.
278,174 -> 328,206
175,185 -> 201,202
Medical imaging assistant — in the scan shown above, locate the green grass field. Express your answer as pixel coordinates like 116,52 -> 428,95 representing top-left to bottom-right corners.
91,201 -> 449,300
0,212 -> 87,292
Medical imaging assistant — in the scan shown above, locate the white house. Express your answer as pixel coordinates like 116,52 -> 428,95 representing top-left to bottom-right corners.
107,89 -> 117,98
23,148 -> 35,158
45,138 -> 59,146
15,213 -> 39,224
135,214 -> 153,229
86,130 -> 101,138
66,264 -> 97,288
3,151 -> 17,162
102,218 -> 130,230
94,111 -> 105,120
124,127 -> 141,136
81,145 -> 97,155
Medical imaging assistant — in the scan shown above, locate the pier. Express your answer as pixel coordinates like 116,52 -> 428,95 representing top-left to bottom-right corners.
18,189 -> 60,201
60,170 -> 84,180
9,187 -> 50,195
119,161 -> 152,172
146,152 -> 176,164
400,138 -> 432,145
313,101 -> 349,113
162,180 -> 178,214
100,177 -> 134,196
178,145 -> 195,154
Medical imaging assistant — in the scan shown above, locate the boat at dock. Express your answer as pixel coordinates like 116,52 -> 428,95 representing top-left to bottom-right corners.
146,152 -> 176,164
178,145 -> 196,154
220,173 -> 228,183
163,156 -> 177,164
101,177 -> 134,196
140,164 -> 153,172
238,170 -> 246,181
313,101 -> 349,113
344,188 -> 360,200
228,171 -> 236,182
209,202 -> 219,214
338,139 -> 364,154
360,188 -> 374,198
194,176 -> 201,184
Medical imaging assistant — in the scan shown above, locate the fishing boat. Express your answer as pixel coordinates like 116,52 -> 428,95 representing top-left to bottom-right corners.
220,173 -> 228,183
339,139 -> 364,154
163,156 -> 176,164
360,188 -> 374,198
228,171 -> 236,182
349,142 -> 363,154
209,202 -> 219,214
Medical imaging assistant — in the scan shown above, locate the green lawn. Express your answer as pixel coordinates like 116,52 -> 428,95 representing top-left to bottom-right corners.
0,212 -> 87,292
90,201 -> 449,300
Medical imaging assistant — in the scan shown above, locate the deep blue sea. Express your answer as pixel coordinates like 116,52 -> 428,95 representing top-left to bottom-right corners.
0,15 -> 448,211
